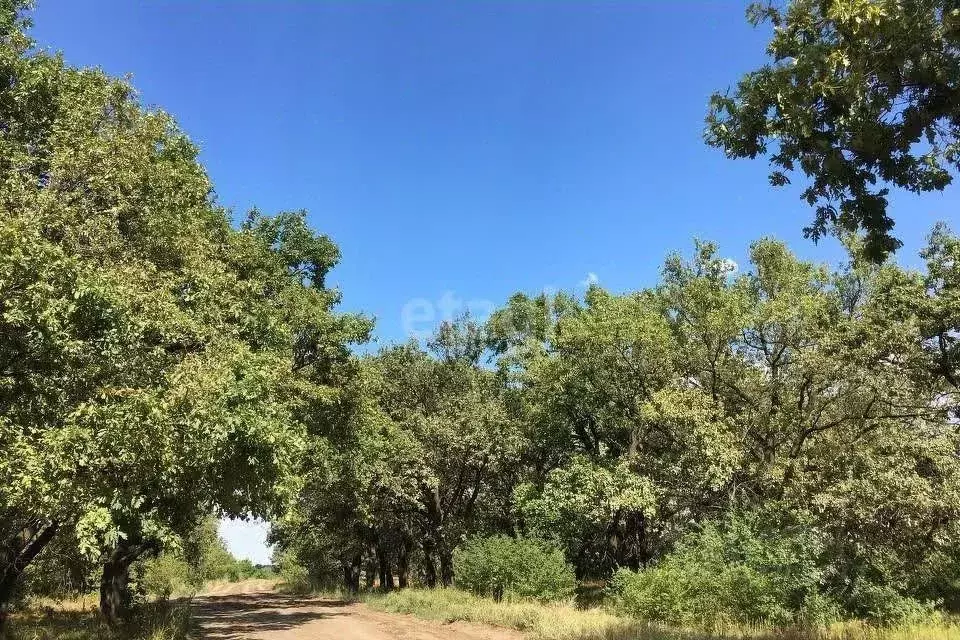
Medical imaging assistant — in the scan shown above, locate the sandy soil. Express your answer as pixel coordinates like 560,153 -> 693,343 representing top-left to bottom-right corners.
192,583 -> 522,640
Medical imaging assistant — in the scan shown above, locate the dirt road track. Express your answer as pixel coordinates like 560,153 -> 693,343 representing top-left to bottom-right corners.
193,587 -> 522,640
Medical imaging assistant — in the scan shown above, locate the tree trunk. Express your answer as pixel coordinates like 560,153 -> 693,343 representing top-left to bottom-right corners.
439,549 -> 453,587
396,537 -> 410,589
0,521 -> 59,631
422,541 -> 437,588
376,545 -> 392,591
342,553 -> 362,594
99,537 -> 159,626
364,552 -> 376,590
100,550 -> 132,627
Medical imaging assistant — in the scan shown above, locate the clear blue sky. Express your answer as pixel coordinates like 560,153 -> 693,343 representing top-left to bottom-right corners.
31,1 -> 958,560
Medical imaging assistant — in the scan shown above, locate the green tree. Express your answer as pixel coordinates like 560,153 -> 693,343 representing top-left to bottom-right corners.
275,320 -> 522,591
374,324 -> 522,587
659,235 -> 960,617
491,288 -> 735,576
271,372 -> 421,593
707,0 -> 960,260
0,2 -> 367,625
453,535 -> 575,602
494,231 -> 960,618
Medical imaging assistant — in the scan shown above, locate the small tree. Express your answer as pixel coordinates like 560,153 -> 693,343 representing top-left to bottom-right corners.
453,536 -> 574,602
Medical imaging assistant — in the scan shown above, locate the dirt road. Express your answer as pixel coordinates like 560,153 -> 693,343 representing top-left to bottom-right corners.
192,584 -> 522,640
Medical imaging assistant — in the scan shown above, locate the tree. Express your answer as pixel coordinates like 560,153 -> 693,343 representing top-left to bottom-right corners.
373,325 -> 522,586
271,368 -> 422,593
0,2 -> 367,624
274,320 -> 522,591
490,288 -> 736,576
491,232 -> 960,617
706,0 -> 960,261
658,235 -> 960,617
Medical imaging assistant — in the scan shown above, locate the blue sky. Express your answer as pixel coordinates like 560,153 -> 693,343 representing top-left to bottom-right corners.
31,1 -> 958,562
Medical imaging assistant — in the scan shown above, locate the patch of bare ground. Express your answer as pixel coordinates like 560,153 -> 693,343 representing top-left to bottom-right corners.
192,585 -> 523,640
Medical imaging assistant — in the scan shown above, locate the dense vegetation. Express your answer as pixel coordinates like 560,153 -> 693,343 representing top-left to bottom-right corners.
275,233 -> 960,627
3,0 -> 960,638
0,0 -> 366,630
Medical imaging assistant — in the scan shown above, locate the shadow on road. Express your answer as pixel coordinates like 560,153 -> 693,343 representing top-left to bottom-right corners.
192,592 -> 352,640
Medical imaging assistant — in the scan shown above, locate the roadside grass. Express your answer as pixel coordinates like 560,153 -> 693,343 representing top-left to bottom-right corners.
4,600 -> 196,640
365,588 -> 960,640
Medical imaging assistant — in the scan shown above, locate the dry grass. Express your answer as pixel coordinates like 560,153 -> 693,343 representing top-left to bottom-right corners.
4,600 -> 195,640
367,588 -> 960,640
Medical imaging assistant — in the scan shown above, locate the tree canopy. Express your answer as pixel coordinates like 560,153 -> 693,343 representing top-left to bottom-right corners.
6,0 -> 960,634
707,0 -> 960,261
0,0 -> 368,625
276,230 -> 960,622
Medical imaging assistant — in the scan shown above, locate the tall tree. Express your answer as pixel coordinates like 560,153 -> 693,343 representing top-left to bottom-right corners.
0,2 -> 367,624
659,236 -> 960,612
707,0 -> 960,261
275,321 -> 521,590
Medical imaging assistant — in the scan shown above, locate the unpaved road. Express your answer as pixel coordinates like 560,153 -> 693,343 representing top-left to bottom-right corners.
193,584 -> 522,640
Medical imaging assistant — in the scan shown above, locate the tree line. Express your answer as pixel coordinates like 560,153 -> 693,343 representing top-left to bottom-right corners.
272,232 -> 960,622
2,0 -> 960,631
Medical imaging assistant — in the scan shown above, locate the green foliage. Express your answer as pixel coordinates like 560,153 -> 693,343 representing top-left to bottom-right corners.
610,513 -> 840,628
453,536 -> 575,603
275,319 -> 520,590
707,0 -> 960,260
277,227 -> 960,628
139,555 -> 192,601
0,0 -> 367,619
514,457 -> 655,577
6,2 -> 960,634
17,525 -> 99,602
273,550 -> 313,593
610,509 -> 941,627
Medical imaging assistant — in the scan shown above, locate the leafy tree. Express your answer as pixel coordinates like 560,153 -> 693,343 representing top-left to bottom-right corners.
514,457 -> 654,578
0,1 -> 367,625
492,231 -> 960,619
453,535 -> 575,602
707,0 -> 960,260
374,325 -> 522,586
271,353 -> 422,593
491,287 -> 736,576
276,230 -> 960,622
275,320 -> 521,591
657,235 -> 960,618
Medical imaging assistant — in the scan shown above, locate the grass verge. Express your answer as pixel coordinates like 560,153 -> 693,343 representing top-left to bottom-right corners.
366,588 -> 960,640
4,601 -> 195,640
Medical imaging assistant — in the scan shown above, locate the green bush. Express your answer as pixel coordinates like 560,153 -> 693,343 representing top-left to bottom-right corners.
453,535 -> 575,602
847,581 -> 939,625
609,513 -> 840,628
274,550 -> 312,593
140,554 -> 193,600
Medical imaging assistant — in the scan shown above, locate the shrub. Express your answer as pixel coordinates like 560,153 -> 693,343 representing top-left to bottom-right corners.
609,513 -> 839,628
140,554 -> 193,600
453,535 -> 575,602
848,581 -> 940,626
274,550 -> 312,593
